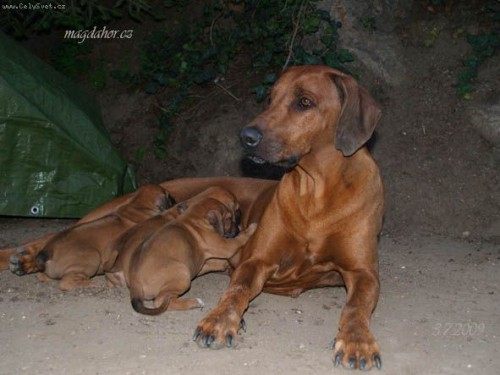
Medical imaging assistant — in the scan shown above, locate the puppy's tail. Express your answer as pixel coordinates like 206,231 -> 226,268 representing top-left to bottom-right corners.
131,297 -> 171,316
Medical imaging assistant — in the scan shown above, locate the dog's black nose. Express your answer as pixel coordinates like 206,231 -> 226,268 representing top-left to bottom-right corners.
240,126 -> 262,149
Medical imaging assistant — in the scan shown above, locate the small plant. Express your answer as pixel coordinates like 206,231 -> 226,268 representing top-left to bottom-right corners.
51,40 -> 92,78
455,3 -> 500,99
423,25 -> 441,48
50,40 -> 108,90
0,0 -> 154,38
89,58 -> 107,91
122,0 -> 354,158
360,16 -> 376,32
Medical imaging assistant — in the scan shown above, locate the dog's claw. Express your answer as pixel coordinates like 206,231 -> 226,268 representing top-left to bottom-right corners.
334,353 -> 342,367
225,333 -> 234,347
239,318 -> 246,333
329,339 -> 336,350
206,334 -> 215,347
359,358 -> 366,371
374,354 -> 382,370
348,357 -> 356,369
198,334 -> 208,348
192,327 -> 202,342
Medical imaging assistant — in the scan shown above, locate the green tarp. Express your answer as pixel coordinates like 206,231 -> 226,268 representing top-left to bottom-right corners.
0,32 -> 136,218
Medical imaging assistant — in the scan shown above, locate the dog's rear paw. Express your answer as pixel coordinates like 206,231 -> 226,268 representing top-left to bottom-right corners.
9,248 -> 38,275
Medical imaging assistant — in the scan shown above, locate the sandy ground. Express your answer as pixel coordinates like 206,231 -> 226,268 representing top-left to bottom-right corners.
0,218 -> 498,375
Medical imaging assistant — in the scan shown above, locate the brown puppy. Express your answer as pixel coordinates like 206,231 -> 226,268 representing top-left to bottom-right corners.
3,177 -> 276,275
104,205 -> 183,289
192,66 -> 384,371
125,187 -> 257,315
35,184 -> 174,291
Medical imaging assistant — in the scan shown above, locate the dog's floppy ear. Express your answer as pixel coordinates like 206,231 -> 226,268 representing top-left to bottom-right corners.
331,74 -> 381,156
160,192 -> 176,211
207,210 -> 224,235
176,202 -> 188,214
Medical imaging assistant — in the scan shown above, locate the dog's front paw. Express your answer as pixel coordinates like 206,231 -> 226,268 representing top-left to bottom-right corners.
9,248 -> 39,275
332,327 -> 381,371
192,306 -> 245,349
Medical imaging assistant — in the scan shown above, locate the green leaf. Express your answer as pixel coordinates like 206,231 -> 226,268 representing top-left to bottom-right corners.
192,70 -> 216,84
135,148 -> 145,161
337,49 -> 354,63
321,35 -> 335,47
317,10 -> 332,21
154,147 -> 168,160
145,82 -> 159,94
302,16 -> 322,34
253,85 -> 269,102
262,73 -> 277,85
302,53 -> 321,65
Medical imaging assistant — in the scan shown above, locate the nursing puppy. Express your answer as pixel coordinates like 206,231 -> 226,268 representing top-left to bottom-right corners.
105,204 -> 184,289
36,184 -> 174,291
126,187 -> 257,315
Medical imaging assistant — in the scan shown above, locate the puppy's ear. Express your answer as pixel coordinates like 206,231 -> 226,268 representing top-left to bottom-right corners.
176,202 -> 188,214
331,73 -> 381,156
234,208 -> 242,228
207,210 -> 224,236
160,192 -> 176,210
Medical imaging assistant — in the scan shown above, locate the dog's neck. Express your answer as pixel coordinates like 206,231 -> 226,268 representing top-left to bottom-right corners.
294,145 -> 349,197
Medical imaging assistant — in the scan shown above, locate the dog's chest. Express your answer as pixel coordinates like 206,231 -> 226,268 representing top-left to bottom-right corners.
266,238 -> 338,291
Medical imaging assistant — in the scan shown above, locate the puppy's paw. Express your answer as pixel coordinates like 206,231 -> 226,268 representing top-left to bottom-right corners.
9,247 -> 39,275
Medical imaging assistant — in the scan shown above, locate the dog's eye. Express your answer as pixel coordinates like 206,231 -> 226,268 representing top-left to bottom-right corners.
296,96 -> 314,110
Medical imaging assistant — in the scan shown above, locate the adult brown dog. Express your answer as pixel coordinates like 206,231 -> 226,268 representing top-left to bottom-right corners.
35,184 -> 174,290
192,65 -> 384,371
119,187 -> 257,315
1,65 -> 383,370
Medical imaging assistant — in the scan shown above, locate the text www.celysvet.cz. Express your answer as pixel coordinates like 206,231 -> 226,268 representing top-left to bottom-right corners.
2,2 -> 66,11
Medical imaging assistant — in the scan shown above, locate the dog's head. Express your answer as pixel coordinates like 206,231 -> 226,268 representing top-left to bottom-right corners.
205,187 -> 241,239
181,187 -> 241,238
240,65 -> 381,168
123,184 -> 176,222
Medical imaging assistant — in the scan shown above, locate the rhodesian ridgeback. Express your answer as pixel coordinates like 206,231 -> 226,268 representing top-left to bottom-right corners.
2,177 -> 276,275
192,65 -> 384,370
35,184 -> 174,290
1,65 -> 383,370
117,187 -> 257,315
105,185 -> 247,290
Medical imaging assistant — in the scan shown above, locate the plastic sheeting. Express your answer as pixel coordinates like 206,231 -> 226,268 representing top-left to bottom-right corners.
0,32 -> 136,218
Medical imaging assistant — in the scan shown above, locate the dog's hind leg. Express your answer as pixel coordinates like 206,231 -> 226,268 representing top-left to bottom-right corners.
164,296 -> 205,311
58,272 -> 101,291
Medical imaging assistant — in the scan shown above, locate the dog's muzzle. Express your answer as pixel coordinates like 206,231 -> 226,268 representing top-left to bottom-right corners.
240,126 -> 262,150
240,126 -> 267,164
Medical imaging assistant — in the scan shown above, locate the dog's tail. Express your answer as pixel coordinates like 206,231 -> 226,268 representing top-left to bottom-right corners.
131,296 -> 171,316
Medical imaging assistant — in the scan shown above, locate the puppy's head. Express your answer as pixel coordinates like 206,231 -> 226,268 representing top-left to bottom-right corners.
207,206 -> 241,239
122,184 -> 176,222
181,187 -> 241,238
240,65 -> 381,168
